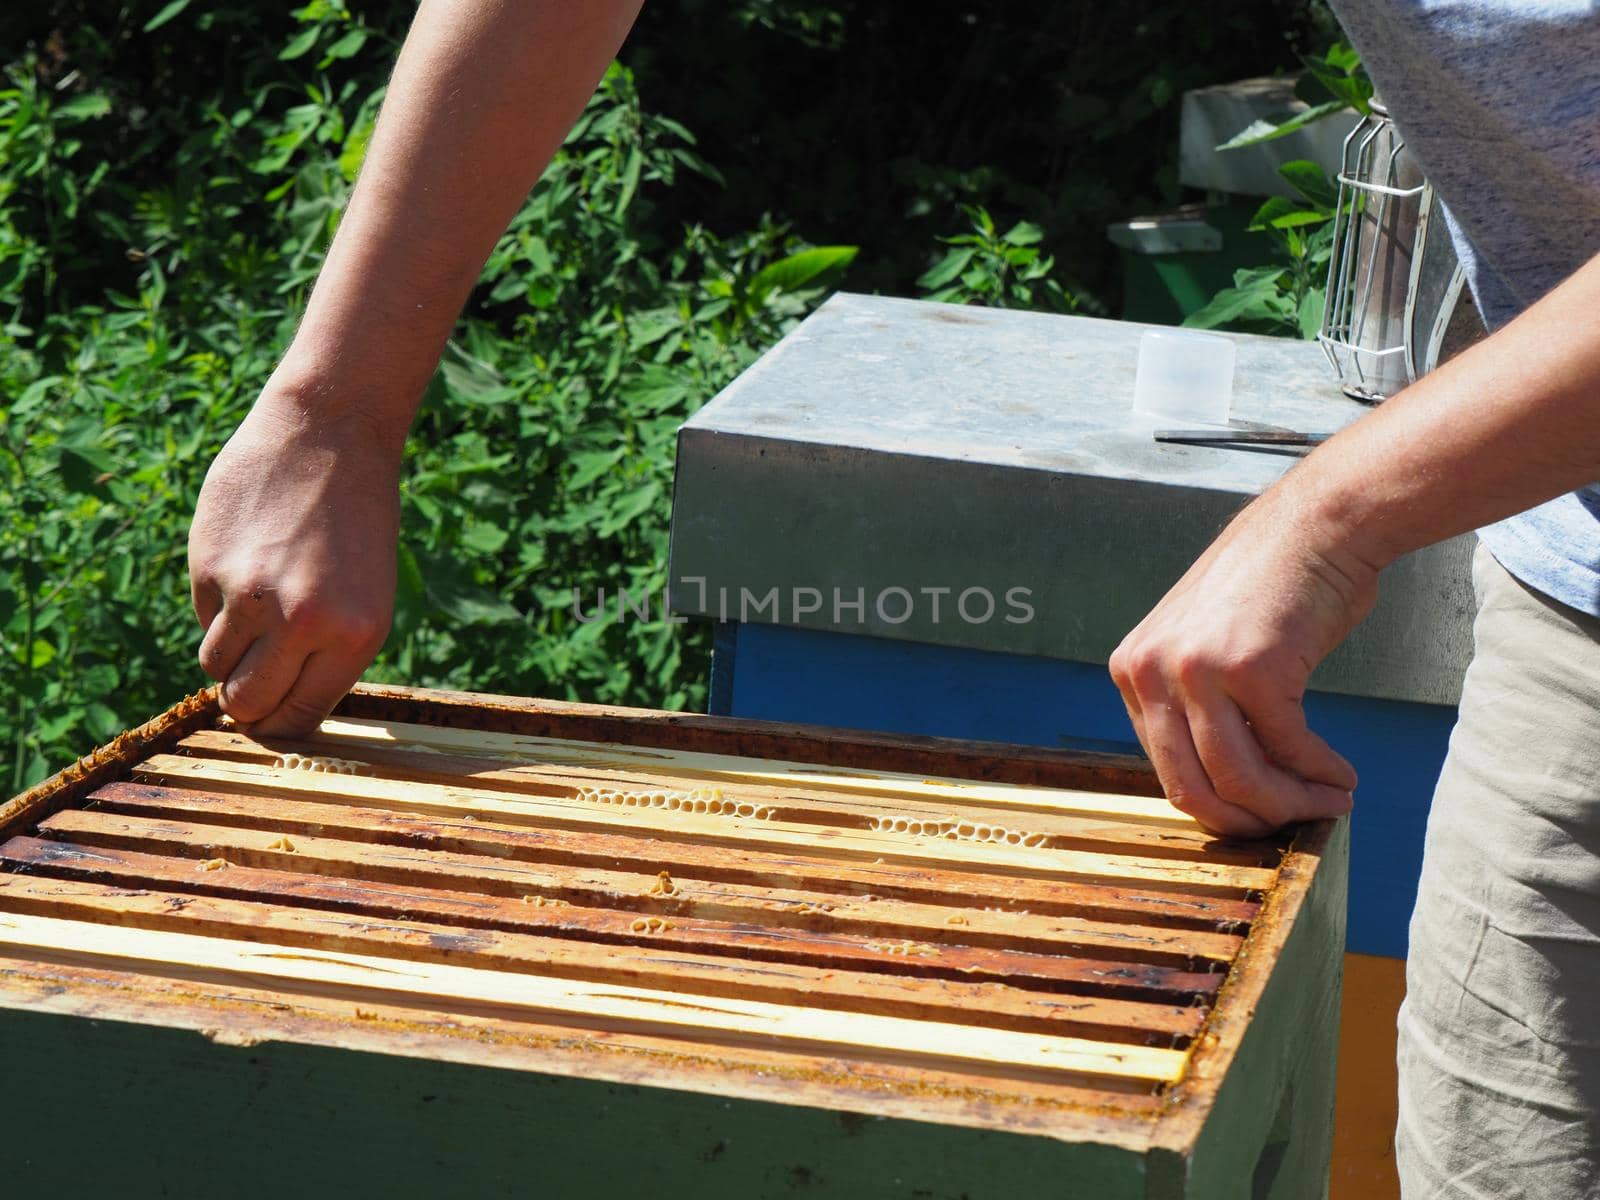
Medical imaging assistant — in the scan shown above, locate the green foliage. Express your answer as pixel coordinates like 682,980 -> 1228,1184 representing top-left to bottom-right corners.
1183,159 -> 1337,337
1190,38 -> 1369,337
627,1 -> 1334,302
0,4 -> 851,787
1214,41 -> 1372,151
917,206 -> 1088,313
388,61 -> 856,712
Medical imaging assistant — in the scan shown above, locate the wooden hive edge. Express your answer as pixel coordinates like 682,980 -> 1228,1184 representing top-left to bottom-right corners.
334,683 -> 1166,797
0,950 -> 1164,1152
1143,814 -> 1344,1160
0,686 -> 221,838
0,684 -> 1320,1162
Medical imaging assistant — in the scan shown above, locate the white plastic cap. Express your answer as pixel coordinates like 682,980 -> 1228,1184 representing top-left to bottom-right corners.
1133,328 -> 1236,424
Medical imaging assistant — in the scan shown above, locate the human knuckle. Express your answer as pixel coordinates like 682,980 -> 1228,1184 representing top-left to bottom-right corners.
1170,646 -> 1217,690
280,596 -> 330,634
197,645 -> 227,680
1219,813 -> 1269,839
1246,702 -> 1298,739
188,551 -> 222,582
1305,783 -> 1354,819
280,694 -> 328,725
1245,795 -> 1293,833
1121,645 -> 1166,693
1165,778 -> 1211,815
1207,762 -> 1257,806
1217,645 -> 1276,690
220,682 -> 274,723
1204,801 -> 1270,839
349,609 -> 392,650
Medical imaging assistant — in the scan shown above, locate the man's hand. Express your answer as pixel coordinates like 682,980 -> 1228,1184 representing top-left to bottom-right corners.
183,0 -> 641,734
1109,485 -> 1373,837
1108,237 -> 1600,837
189,386 -> 400,737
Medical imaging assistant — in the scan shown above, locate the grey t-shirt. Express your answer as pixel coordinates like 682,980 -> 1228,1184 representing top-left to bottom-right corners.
1328,0 -> 1600,614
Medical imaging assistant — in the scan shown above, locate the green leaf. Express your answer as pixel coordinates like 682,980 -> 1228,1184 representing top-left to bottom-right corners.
1298,287 -> 1326,339
619,364 -> 692,414
321,28 -> 368,61
1231,265 -> 1291,289
568,448 -> 626,489
1300,51 -> 1373,113
616,146 -> 643,215
425,573 -> 523,625
627,307 -> 681,350
80,663 -> 119,694
460,522 -> 509,555
439,356 -> 517,406
392,543 -> 426,638
279,27 -> 321,61
1248,196 -> 1330,232
596,480 -> 661,537
1216,100 -> 1350,151
1272,210 -> 1331,231
20,639 -> 56,669
55,94 -> 113,121
1323,41 -> 1362,74
1182,270 -> 1293,331
748,245 -> 858,303
1249,196 -> 1297,229
19,753 -> 51,790
82,701 -> 121,741
142,0 -> 193,32
338,117 -> 373,182
35,710 -> 78,743
1001,220 -> 1044,246
917,247 -> 975,290
1277,160 -> 1337,208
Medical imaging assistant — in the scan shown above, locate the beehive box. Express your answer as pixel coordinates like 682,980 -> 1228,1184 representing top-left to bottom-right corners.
0,684 -> 1344,1199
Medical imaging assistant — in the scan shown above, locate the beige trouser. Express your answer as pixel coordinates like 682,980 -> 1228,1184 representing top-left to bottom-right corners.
1397,543 -> 1600,1197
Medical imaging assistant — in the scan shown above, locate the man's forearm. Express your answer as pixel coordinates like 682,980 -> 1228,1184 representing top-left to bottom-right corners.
269,0 -> 644,453
1291,250 -> 1600,570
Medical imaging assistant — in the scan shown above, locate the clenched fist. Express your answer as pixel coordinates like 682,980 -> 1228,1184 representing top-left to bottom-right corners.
188,386 -> 402,737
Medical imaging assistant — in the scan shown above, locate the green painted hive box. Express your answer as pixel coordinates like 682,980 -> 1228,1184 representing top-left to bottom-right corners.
0,684 -> 1345,1198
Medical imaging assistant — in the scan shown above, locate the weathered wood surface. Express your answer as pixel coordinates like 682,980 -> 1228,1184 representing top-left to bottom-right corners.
181,725 -> 1244,859
85,780 -> 1262,930
332,682 -> 1168,796
0,684 -> 1337,1180
35,808 -> 1244,967
132,752 -> 1276,894
0,838 -> 1221,1013
0,869 -> 1205,1044
0,908 -> 1191,1081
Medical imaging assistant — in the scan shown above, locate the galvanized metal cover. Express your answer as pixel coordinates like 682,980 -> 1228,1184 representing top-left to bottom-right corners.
668,293 -> 1473,707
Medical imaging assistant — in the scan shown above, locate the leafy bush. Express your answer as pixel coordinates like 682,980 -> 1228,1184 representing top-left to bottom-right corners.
0,4 -> 852,788
1184,41 -> 1371,337
918,206 -> 1090,313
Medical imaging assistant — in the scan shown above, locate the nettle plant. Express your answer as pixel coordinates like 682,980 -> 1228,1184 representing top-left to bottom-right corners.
1184,42 -> 1373,338
1,4 -> 854,787
918,205 -> 1086,313
384,61 -> 857,711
